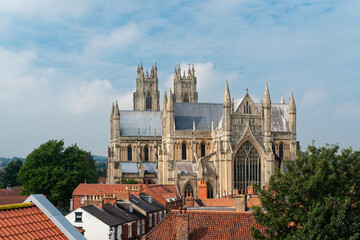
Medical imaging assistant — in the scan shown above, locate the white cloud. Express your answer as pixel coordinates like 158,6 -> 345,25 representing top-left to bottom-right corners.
0,47 -> 52,103
59,79 -> 115,114
84,23 -> 141,56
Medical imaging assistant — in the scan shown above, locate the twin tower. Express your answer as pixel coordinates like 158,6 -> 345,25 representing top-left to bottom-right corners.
133,63 -> 198,111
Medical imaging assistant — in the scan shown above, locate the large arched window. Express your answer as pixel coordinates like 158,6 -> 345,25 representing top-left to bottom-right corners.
233,141 -> 261,193
207,183 -> 213,199
146,92 -> 152,110
183,93 -> 189,102
201,143 -> 206,157
184,183 -> 193,197
128,146 -> 132,161
182,143 -> 187,160
144,146 -> 149,161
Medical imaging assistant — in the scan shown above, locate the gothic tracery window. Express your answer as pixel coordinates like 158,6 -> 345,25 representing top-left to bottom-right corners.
233,141 -> 261,193
201,143 -> 206,157
279,143 -> 284,160
183,93 -> 189,102
144,146 -> 149,161
184,183 -> 193,197
182,143 -> 187,160
128,146 -> 132,161
146,92 -> 152,110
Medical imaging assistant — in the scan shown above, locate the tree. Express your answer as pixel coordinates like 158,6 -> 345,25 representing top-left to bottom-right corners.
251,144 -> 360,240
18,140 -> 97,205
1,158 -> 23,187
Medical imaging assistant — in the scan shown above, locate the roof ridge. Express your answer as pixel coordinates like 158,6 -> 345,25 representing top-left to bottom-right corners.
0,202 -> 34,210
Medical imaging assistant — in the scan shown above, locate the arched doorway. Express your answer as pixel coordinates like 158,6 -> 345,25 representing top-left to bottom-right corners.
233,141 -> 261,193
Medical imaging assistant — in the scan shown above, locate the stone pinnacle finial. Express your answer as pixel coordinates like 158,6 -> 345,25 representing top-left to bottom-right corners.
281,94 -> 285,104
111,102 -> 115,117
114,100 -> 120,116
263,82 -> 271,106
167,88 -> 174,110
162,91 -> 167,110
289,92 -> 296,112
223,80 -> 231,107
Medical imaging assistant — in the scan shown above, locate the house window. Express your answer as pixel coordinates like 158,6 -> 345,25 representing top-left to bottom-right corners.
201,143 -> 206,157
137,221 -> 141,236
128,224 -> 132,238
154,213 -> 157,226
144,146 -> 149,161
164,210 -> 166,217
80,197 -> 84,204
146,92 -> 152,110
75,212 -> 82,222
142,220 -> 145,234
128,146 -> 132,161
149,214 -> 152,227
117,225 -> 122,240
159,211 -> 162,221
182,143 -> 187,160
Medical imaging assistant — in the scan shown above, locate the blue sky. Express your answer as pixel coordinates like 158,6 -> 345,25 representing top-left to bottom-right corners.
0,0 -> 359,157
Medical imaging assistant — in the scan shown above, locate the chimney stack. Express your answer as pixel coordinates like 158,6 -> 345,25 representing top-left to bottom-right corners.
176,209 -> 189,240
235,191 -> 247,212
184,193 -> 194,207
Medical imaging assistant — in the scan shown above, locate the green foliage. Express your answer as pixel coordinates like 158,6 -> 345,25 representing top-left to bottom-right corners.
120,179 -> 138,184
0,158 -> 23,187
251,144 -> 360,240
95,162 -> 107,177
18,140 -> 97,205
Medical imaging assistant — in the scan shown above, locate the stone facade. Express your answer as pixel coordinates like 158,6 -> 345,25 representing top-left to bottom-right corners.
107,63 -> 297,199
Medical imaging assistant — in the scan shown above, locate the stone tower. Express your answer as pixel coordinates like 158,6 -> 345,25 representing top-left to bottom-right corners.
133,62 -> 160,111
173,64 -> 198,103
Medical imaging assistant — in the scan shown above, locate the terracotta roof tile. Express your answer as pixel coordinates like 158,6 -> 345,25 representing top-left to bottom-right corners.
146,210 -> 264,240
0,187 -> 29,205
0,203 -> 68,239
72,183 -> 132,196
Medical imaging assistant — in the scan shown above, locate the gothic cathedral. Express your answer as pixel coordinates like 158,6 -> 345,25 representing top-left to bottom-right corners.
107,63 -> 297,199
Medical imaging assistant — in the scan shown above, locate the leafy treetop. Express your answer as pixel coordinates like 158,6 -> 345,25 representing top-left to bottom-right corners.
18,140 -> 97,205
251,144 -> 360,240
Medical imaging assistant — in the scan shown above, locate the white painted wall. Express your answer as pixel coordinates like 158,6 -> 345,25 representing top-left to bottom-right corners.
66,208 -> 110,240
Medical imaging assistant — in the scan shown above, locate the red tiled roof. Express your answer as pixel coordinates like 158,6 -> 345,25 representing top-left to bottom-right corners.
146,210 -> 264,240
143,185 -> 181,205
72,184 -> 128,196
98,177 -> 107,184
197,196 -> 261,209
199,198 -> 236,207
0,187 -> 29,205
0,203 -> 68,239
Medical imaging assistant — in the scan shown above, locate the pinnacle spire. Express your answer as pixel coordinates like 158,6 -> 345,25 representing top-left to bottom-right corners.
263,82 -> 271,107
281,94 -> 285,104
223,80 -> 231,107
167,88 -> 174,110
114,100 -> 120,116
162,91 -> 167,110
111,102 -> 115,117
289,92 -> 296,112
